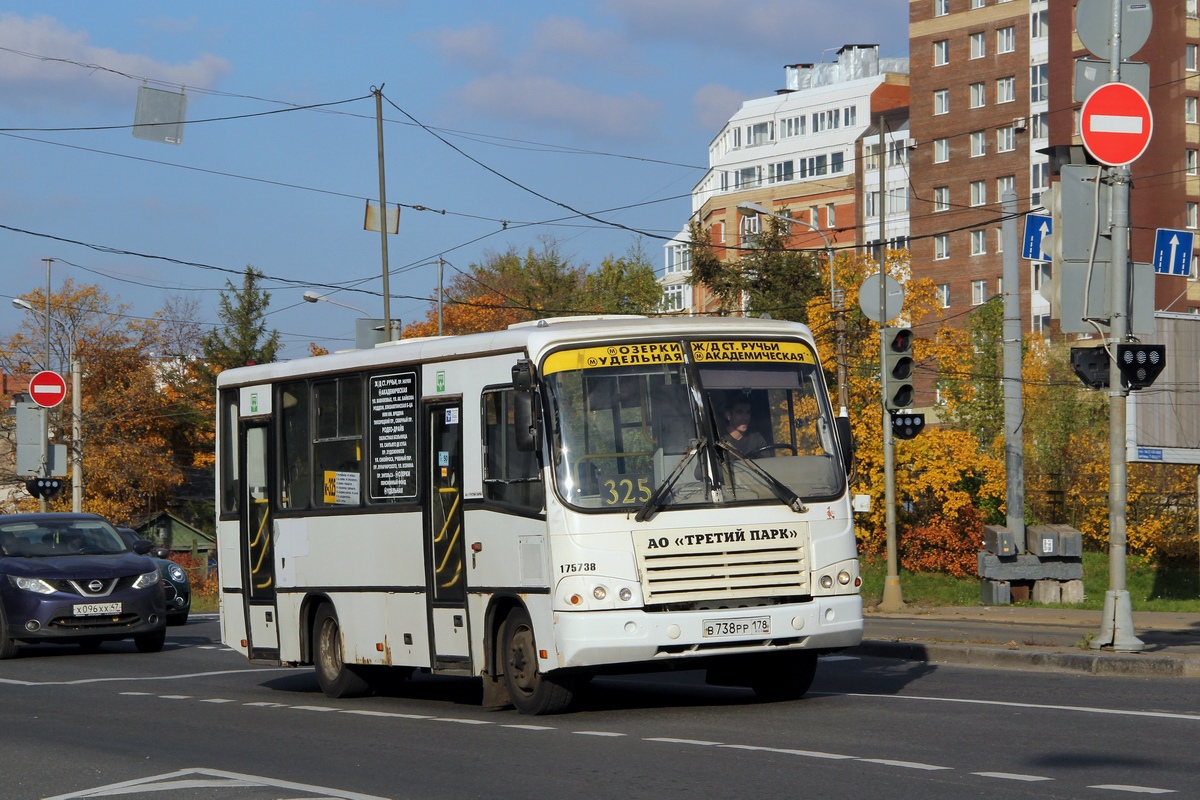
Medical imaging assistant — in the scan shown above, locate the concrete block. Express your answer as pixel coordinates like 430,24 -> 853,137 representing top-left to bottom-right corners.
980,579 -> 1011,605
1060,579 -> 1085,604
1027,525 -> 1060,557
1051,525 -> 1083,558
978,552 -> 1084,581
1033,579 -> 1062,604
982,525 -> 1019,556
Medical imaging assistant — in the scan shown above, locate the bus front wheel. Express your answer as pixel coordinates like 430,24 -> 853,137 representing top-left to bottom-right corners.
313,604 -> 371,698
501,607 -> 576,715
749,651 -> 818,702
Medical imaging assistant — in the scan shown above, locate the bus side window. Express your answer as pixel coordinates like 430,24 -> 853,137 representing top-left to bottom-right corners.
313,377 -> 364,507
482,389 -> 544,513
278,381 -> 311,509
219,390 -> 240,517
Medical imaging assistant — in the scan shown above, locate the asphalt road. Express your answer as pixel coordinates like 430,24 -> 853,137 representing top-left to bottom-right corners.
2,616 -> 1198,799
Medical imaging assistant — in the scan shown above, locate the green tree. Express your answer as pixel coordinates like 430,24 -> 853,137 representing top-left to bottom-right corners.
199,266 -> 280,386
581,241 -> 663,314
936,297 -> 1005,453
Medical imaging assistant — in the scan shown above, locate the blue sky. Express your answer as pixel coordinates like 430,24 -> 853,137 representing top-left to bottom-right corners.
0,1 -> 908,357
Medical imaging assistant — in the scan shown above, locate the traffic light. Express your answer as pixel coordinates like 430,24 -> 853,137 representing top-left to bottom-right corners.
1116,343 -> 1165,390
890,412 -> 925,440
882,327 -> 914,411
1070,345 -> 1109,389
26,477 -> 63,499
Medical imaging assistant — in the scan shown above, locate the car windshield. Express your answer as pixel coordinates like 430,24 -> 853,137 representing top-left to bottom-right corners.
0,519 -> 128,558
541,337 -> 845,513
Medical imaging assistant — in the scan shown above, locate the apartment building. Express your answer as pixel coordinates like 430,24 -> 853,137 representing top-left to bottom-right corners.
663,45 -> 911,315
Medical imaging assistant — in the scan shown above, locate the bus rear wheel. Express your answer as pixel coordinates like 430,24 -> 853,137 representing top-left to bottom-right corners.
313,604 -> 371,698
501,607 -> 576,715
749,651 -> 818,702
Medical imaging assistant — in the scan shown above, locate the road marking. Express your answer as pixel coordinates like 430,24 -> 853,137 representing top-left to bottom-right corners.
973,772 -> 1053,782
119,692 -> 154,696
158,695 -> 192,700
244,701 -> 288,708
832,692 -> 1200,722
39,767 -> 392,800
291,705 -> 339,712
502,724 -> 556,731
199,698 -> 236,704
338,709 -> 434,720
574,730 -> 625,737
0,667 -> 297,687
431,717 -> 492,725
719,744 -> 854,760
858,758 -> 950,771
646,737 -> 721,746
1089,786 -> 1176,794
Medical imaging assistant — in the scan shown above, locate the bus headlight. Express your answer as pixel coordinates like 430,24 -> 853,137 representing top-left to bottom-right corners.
819,574 -> 833,589
618,587 -> 632,602
838,570 -> 851,585
592,585 -> 607,601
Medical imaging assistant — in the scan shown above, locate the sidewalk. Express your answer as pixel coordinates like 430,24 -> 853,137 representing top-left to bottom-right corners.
850,605 -> 1200,678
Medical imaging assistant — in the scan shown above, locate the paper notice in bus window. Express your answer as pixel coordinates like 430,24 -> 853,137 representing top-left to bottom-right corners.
368,371 -> 418,501
690,340 -> 815,365
323,470 -> 360,505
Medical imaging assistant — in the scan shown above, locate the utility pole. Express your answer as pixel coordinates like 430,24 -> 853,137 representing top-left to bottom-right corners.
373,86 -> 395,341
1001,189 -> 1025,541
437,257 -> 444,336
878,117 -> 903,611
40,258 -> 51,513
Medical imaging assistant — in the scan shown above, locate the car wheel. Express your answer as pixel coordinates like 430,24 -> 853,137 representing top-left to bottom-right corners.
134,628 -> 167,653
313,604 -> 371,698
0,611 -> 18,659
501,607 -> 577,715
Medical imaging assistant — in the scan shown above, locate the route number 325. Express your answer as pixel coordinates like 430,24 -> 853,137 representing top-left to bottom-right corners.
601,475 -> 652,506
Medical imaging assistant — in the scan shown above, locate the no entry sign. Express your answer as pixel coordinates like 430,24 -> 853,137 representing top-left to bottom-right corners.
1080,82 -> 1153,166
28,370 -> 67,408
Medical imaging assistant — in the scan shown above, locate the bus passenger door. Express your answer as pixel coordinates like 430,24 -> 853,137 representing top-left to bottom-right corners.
241,421 -> 280,661
425,401 -> 470,669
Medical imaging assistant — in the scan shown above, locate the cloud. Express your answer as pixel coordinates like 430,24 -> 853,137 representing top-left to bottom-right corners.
0,14 -> 230,110
692,84 -> 748,130
429,23 -> 506,73
454,73 -> 659,139
601,0 -> 909,60
528,16 -> 633,67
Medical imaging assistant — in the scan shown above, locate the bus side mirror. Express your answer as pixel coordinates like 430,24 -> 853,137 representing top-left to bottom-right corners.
835,416 -> 854,476
514,391 -> 539,452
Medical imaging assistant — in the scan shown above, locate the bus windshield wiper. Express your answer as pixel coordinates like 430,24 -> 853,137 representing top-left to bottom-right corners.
715,440 -> 808,513
635,438 -> 706,523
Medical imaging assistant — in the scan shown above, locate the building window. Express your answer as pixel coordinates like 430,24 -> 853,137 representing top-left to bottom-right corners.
1191,254 -> 1199,281
826,203 -> 835,229
888,140 -> 908,166
1031,161 -> 1049,207
935,0 -> 949,15
736,166 -> 761,188
972,279 -> 988,304
748,121 -> 773,146
799,154 -> 827,177
865,191 -> 879,218
731,127 -> 741,149
1031,9 -> 1049,38
1188,44 -> 1198,72
997,26 -> 1015,53
1031,111 -> 1049,139
1031,65 -> 1049,103
997,175 -> 1015,197
844,106 -> 857,127
661,284 -> 686,312
997,125 -> 1015,153
934,137 -> 949,163
1191,0 -> 1199,20
935,234 -> 950,260
1188,150 -> 1198,176
782,116 -> 805,137
970,180 -> 986,207
666,243 -> 691,274
934,39 -> 949,66
970,130 -> 986,157
971,0 -> 985,9
934,89 -> 949,115
768,160 -> 794,183
937,283 -> 951,307
810,206 -> 820,228
831,151 -> 845,173
996,227 -> 1004,253
997,76 -> 1016,104
970,32 -> 986,59
934,186 -> 950,212
970,82 -> 986,108
739,213 -> 761,245
1188,202 -> 1199,229
889,187 -> 910,213
1188,97 -> 1198,124
971,230 -> 987,256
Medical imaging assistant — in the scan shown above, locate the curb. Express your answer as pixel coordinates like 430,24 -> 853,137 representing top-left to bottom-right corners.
850,640 -> 1200,678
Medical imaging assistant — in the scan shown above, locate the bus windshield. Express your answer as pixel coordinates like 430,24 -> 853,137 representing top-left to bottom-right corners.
541,338 -> 845,513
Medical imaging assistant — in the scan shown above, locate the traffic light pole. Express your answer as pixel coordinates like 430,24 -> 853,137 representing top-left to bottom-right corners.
1092,3 -> 1142,652
877,118 -> 903,612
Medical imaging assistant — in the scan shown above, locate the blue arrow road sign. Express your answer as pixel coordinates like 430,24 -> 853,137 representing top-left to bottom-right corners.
1152,228 -> 1194,276
1022,214 -> 1053,261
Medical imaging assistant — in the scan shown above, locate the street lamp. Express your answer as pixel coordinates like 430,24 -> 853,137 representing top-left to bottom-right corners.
303,290 -> 369,316
737,201 -> 848,417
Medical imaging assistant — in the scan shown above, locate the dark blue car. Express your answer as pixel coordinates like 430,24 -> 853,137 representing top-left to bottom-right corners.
0,513 -> 167,657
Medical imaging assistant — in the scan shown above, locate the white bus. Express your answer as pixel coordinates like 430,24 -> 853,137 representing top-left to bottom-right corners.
216,315 -> 862,714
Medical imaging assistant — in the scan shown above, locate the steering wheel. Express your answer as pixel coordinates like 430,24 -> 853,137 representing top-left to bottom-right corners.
750,443 -> 798,456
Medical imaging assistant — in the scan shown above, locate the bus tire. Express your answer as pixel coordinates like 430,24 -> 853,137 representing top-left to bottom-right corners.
750,651 -> 818,702
313,604 -> 371,698
501,607 -> 576,715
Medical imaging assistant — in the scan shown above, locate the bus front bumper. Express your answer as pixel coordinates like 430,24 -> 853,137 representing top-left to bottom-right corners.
551,593 -> 863,670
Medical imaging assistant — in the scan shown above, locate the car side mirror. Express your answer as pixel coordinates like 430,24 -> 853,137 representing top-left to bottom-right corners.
835,416 -> 854,476
154,547 -> 170,559
132,539 -> 154,555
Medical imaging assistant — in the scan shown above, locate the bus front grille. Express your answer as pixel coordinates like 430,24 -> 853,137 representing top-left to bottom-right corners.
633,530 -> 809,604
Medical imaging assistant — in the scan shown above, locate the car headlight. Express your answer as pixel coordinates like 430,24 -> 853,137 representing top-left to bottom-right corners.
10,575 -> 56,595
167,564 -> 186,583
132,570 -> 160,590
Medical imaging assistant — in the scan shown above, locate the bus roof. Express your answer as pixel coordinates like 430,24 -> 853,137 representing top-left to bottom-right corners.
215,315 -> 818,388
